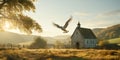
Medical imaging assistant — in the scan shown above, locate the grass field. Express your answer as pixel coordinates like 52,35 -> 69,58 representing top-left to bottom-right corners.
0,49 -> 120,60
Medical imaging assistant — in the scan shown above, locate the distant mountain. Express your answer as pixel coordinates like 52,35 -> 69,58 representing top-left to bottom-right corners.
0,31 -> 24,44
54,35 -> 70,39
43,37 -> 56,44
93,24 -> 120,40
19,35 -> 71,45
0,31 -> 71,45
92,28 -> 105,35
0,31 -> 35,44
43,35 -> 71,44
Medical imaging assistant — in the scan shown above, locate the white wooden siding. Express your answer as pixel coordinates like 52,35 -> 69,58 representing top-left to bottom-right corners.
84,39 -> 97,48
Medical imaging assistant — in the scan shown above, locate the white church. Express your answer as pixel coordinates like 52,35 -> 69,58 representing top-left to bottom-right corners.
71,22 -> 98,49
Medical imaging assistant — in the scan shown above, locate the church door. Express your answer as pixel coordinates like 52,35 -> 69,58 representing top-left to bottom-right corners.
76,42 -> 79,49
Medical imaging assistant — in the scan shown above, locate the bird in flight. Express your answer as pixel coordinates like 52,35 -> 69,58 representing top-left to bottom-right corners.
53,16 -> 72,33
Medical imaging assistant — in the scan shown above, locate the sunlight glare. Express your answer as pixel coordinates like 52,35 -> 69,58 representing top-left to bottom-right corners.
4,21 -> 10,29
3,21 -> 24,34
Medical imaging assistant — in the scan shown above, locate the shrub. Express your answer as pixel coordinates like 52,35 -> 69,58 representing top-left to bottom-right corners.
29,37 -> 47,49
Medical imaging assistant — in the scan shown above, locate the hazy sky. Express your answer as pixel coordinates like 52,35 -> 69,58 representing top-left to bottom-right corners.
25,0 -> 120,37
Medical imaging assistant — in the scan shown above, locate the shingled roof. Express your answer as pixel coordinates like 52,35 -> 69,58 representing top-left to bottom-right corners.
77,27 -> 97,39
71,22 -> 97,39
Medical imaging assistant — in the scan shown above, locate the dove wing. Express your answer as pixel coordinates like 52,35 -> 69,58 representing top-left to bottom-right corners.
53,22 -> 62,28
63,17 -> 72,28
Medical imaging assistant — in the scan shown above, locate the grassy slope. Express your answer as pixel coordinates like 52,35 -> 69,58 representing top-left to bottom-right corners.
0,49 -> 120,60
108,38 -> 120,44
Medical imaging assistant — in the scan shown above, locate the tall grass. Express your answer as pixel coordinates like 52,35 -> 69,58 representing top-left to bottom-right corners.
0,49 -> 119,60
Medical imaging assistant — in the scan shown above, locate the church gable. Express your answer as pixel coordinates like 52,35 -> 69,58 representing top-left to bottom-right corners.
71,27 -> 84,40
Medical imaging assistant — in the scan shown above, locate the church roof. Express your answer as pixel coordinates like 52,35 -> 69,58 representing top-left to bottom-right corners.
77,27 -> 97,39
71,22 -> 97,39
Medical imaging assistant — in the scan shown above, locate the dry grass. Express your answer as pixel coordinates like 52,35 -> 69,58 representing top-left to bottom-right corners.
0,49 -> 120,60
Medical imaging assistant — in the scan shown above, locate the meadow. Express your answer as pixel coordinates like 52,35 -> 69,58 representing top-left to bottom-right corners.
0,49 -> 120,60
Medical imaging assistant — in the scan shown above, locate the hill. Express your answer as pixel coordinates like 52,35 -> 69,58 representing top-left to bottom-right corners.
93,24 -> 120,40
43,35 -> 71,44
0,31 -> 25,44
0,31 -> 34,44
0,31 -> 71,45
92,28 -> 104,35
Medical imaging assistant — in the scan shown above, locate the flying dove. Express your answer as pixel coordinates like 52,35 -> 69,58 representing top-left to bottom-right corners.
53,16 -> 72,33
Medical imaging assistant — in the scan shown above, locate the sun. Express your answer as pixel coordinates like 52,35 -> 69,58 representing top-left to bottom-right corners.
3,21 -> 23,34
4,21 -> 10,29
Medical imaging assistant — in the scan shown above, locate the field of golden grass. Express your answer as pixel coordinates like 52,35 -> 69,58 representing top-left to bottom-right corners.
0,49 -> 120,60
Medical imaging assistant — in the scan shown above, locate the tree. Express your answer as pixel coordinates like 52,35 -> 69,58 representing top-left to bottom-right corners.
29,37 -> 47,49
0,0 -> 42,34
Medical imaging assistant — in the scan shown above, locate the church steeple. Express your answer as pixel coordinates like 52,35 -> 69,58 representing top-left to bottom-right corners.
77,22 -> 81,28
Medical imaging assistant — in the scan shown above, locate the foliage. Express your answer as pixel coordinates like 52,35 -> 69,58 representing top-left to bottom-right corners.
8,14 -> 42,34
29,37 -> 47,49
0,0 -> 42,34
0,0 -> 35,14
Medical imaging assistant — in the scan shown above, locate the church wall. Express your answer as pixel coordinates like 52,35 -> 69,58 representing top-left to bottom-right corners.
84,39 -> 98,48
71,29 -> 84,48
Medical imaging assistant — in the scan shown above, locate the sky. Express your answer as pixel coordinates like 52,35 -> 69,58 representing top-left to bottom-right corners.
24,0 -> 120,37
